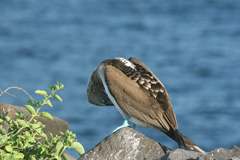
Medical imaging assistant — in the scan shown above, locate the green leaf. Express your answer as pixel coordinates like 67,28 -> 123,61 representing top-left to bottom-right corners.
25,105 -> 36,115
0,118 -> 3,123
56,82 -> 64,90
55,141 -> 64,156
46,100 -> 53,107
31,122 -> 41,129
41,112 -> 53,120
71,142 -> 85,155
54,94 -> 63,102
35,90 -> 48,96
14,152 -> 24,159
29,156 -> 36,160
5,145 -> 13,153
5,116 -> 11,122
0,135 -> 8,144
17,119 -> 28,128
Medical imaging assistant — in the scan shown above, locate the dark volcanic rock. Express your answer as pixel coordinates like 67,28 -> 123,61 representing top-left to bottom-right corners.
202,147 -> 240,160
162,149 -> 201,160
0,103 -> 69,135
80,127 -> 167,160
79,126 -> 240,160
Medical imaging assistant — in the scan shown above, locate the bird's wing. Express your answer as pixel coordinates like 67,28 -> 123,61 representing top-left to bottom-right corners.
104,61 -> 178,132
129,57 -> 178,129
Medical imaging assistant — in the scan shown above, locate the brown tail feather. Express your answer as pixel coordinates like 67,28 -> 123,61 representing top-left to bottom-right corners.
167,129 -> 205,154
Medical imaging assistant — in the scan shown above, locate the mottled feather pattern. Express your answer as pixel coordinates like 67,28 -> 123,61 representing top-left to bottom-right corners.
107,57 -> 177,130
117,60 -> 168,111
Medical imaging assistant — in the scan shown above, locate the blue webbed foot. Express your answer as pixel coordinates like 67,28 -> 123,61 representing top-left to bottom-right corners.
112,120 -> 136,133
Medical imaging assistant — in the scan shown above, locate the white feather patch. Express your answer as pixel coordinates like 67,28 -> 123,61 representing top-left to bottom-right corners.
115,57 -> 136,69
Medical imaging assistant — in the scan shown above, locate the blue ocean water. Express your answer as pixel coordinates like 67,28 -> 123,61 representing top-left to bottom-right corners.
0,0 -> 240,154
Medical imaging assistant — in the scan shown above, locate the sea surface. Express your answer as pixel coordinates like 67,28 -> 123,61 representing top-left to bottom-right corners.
0,0 -> 240,155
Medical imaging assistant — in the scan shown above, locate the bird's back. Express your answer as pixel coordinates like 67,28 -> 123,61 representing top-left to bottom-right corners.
104,57 -> 178,133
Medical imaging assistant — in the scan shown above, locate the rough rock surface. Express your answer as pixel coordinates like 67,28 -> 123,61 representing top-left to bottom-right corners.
162,148 -> 201,160
80,127 -> 240,160
0,103 -> 68,135
80,127 -> 167,160
202,147 -> 240,160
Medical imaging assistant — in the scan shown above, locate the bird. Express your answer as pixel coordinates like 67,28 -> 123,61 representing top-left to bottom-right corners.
87,57 -> 205,154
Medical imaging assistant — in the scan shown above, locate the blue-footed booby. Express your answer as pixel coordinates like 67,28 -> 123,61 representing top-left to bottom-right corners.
87,57 -> 205,154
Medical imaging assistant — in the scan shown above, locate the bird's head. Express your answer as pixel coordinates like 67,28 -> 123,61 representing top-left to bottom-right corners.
87,69 -> 113,106
87,57 -> 136,106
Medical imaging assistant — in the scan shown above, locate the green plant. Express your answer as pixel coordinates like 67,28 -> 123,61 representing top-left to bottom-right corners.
0,82 -> 84,160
